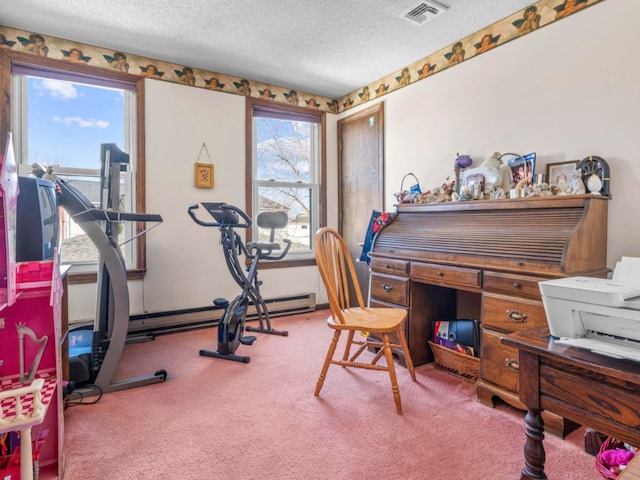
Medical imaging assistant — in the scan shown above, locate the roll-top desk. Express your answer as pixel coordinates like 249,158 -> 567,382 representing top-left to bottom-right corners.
369,195 -> 609,437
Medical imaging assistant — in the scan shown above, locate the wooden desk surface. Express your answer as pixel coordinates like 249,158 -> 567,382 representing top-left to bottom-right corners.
619,454 -> 640,480
502,327 -> 640,480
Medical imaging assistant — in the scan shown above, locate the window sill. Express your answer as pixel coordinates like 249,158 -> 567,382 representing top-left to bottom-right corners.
67,269 -> 146,285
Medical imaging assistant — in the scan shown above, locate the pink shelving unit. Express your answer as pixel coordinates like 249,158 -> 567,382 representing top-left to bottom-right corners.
0,133 -> 64,480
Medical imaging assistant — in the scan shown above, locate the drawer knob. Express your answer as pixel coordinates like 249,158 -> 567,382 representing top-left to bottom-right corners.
505,359 -> 520,372
383,284 -> 393,292
513,282 -> 521,289
385,264 -> 391,269
506,310 -> 528,323
437,271 -> 444,277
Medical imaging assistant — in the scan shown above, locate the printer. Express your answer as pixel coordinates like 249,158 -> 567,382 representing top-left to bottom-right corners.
539,256 -> 640,362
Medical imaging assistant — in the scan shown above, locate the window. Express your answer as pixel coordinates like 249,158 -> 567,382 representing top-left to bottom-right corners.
4,53 -> 147,281
246,98 -> 326,266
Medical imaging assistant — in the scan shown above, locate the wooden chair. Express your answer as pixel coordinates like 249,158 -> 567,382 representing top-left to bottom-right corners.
313,227 -> 416,414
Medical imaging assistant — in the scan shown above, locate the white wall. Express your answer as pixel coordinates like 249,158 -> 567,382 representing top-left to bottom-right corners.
69,0 -> 637,321
69,80 -> 338,321
340,0 -> 640,270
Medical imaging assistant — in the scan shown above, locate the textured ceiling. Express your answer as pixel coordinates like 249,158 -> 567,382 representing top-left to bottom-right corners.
1,0 -> 535,98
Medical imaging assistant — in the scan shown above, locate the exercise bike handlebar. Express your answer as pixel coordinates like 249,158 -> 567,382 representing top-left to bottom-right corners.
187,203 -> 252,228
189,202 -> 292,260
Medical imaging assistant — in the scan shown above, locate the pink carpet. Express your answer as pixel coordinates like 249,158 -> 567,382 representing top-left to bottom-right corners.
63,310 -> 602,479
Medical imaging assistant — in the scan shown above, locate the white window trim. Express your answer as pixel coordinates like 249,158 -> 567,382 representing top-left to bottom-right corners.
251,116 -> 321,261
11,72 -> 138,272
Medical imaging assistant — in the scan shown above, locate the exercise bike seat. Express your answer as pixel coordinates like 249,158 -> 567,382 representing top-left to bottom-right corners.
247,240 -> 281,254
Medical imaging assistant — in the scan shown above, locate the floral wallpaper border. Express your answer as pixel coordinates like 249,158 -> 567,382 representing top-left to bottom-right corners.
0,0 -> 604,115
0,26 -> 338,113
338,0 -> 605,111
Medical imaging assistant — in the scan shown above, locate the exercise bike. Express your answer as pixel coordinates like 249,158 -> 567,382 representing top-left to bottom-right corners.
187,202 -> 291,363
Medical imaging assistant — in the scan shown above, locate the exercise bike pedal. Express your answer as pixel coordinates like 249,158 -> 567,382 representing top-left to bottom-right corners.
246,325 -> 289,337
199,349 -> 250,363
240,335 -> 257,345
213,298 -> 229,308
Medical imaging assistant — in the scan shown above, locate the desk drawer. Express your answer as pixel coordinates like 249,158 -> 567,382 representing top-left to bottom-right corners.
371,257 -> 409,276
480,329 -> 519,393
482,293 -> 547,333
540,363 -> 640,436
483,272 -> 545,300
370,273 -> 409,306
411,262 -> 481,289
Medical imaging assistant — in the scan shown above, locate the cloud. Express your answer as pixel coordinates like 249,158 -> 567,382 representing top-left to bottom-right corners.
34,79 -> 79,100
52,115 -> 110,128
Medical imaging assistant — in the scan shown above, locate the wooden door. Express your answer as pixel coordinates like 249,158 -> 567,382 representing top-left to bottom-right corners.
337,103 -> 384,303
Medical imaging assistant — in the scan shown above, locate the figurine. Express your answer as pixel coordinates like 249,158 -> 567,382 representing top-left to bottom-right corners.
563,168 -> 586,195
459,187 -> 473,201
461,152 -> 502,188
489,186 -> 506,199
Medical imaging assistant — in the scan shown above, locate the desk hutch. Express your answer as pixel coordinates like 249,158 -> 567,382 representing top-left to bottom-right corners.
370,195 -> 609,436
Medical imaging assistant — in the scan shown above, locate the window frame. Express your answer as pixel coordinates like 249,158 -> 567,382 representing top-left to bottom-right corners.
0,50 -> 148,284
245,97 -> 326,268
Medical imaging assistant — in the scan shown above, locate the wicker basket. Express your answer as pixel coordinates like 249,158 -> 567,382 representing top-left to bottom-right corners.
428,341 -> 480,382
394,173 -> 421,204
596,437 -> 631,479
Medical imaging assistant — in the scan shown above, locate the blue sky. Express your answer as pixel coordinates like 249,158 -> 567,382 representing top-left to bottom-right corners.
26,77 -> 310,185
27,77 -> 124,169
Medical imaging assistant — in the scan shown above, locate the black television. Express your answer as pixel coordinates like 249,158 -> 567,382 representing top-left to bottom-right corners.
16,176 -> 60,262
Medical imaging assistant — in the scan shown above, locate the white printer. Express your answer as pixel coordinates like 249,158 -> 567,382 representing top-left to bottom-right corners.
539,256 -> 640,362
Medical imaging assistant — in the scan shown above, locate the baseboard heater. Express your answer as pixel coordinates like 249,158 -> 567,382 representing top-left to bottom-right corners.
127,293 -> 316,335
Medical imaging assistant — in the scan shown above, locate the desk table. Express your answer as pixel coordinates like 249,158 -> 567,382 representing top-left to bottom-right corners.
501,327 -> 640,480
620,454 -> 640,480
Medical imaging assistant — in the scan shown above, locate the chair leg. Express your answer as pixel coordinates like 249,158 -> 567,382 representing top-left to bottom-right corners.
381,333 -> 403,415
342,330 -> 355,363
315,330 -> 341,396
397,327 -> 416,382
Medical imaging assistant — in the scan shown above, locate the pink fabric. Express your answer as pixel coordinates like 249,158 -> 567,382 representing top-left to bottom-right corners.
601,448 -> 637,471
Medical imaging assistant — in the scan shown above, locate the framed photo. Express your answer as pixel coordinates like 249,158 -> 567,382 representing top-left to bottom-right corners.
508,152 -> 536,186
546,161 -> 578,187
194,162 -> 214,188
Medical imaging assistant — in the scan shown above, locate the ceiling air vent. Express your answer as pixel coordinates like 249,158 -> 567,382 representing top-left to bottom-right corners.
402,1 -> 448,25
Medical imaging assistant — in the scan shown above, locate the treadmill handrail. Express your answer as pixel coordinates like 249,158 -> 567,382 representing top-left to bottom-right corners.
72,208 -> 163,224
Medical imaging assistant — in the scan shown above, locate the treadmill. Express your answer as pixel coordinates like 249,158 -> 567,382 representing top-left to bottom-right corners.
38,144 -> 167,395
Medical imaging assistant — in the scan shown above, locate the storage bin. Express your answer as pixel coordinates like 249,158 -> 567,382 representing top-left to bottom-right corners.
428,340 -> 480,382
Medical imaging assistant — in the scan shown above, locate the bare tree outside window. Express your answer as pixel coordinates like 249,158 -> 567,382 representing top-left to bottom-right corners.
248,98 -> 325,264
253,114 -> 320,255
